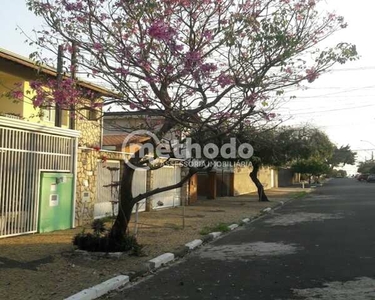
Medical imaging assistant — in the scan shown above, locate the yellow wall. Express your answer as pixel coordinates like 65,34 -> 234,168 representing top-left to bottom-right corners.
233,166 -> 275,196
0,70 -> 71,128
0,72 -> 24,117
22,81 -> 69,128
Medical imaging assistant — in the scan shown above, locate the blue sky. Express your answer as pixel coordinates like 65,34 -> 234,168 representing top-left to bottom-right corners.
1,0 -> 374,174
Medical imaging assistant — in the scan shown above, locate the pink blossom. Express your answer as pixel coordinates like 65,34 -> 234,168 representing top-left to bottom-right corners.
77,16 -> 85,23
305,67 -> 319,83
10,90 -> 23,100
328,13 -> 337,21
64,43 -> 74,54
93,43 -> 103,51
63,0 -> 83,11
148,20 -> 176,42
308,0 -> 316,7
297,15 -> 304,21
33,94 -> 45,107
285,67 -> 293,74
184,50 -> 203,71
264,113 -> 276,121
30,81 -> 42,90
30,78 -> 84,109
203,30 -> 213,41
244,94 -> 257,106
185,50 -> 202,63
217,73 -> 233,88
200,63 -> 217,75
294,3 -> 303,10
116,67 -> 129,76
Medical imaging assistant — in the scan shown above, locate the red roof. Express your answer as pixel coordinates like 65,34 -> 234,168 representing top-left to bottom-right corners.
103,134 -> 150,147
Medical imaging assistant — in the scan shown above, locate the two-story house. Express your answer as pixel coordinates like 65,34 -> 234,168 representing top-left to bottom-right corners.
0,48 -> 113,237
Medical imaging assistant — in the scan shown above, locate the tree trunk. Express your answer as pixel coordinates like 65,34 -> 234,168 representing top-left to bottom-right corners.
109,158 -> 200,239
109,120 -> 178,239
109,162 -> 135,239
249,163 -> 269,202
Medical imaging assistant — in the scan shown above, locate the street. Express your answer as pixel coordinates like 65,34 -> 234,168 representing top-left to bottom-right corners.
107,178 -> 375,300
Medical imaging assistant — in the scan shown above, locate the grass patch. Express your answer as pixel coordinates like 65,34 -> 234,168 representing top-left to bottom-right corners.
291,191 -> 308,199
199,223 -> 230,235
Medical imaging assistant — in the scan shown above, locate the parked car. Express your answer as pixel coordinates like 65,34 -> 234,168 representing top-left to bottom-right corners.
367,174 -> 375,183
357,174 -> 369,181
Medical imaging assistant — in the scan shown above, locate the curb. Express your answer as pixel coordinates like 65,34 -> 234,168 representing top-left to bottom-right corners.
228,223 -> 239,230
185,239 -> 203,250
65,192 -> 307,299
65,275 -> 129,300
148,253 -> 175,269
209,231 -> 222,239
74,249 -> 125,259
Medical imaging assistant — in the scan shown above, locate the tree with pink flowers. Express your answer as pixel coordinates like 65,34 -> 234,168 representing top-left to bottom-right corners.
26,0 -> 357,244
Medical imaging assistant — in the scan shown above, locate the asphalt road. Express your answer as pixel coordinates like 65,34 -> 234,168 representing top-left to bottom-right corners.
107,179 -> 375,300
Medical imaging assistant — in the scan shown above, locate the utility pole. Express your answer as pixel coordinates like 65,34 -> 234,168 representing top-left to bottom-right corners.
55,45 -> 63,128
70,41 -> 77,130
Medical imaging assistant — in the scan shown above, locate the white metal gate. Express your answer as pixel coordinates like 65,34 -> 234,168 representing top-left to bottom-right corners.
132,169 -> 147,213
96,163 -> 148,217
95,160 -> 120,219
0,117 -> 78,238
151,166 -> 181,209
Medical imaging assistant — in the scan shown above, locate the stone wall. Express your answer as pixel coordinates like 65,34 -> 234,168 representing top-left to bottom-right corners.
75,117 -> 102,148
75,116 -> 102,226
76,148 -> 98,225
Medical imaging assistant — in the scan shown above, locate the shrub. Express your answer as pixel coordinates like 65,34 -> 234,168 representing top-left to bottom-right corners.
91,219 -> 106,235
73,220 -> 142,254
73,232 -> 141,253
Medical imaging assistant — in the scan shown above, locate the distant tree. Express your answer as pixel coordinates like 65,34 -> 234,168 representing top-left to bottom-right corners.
357,161 -> 375,174
339,169 -> 348,177
328,145 -> 356,169
292,158 -> 331,178
237,125 -> 333,201
329,169 -> 347,177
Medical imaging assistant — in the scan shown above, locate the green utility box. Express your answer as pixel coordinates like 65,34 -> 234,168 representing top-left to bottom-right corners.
38,172 -> 74,233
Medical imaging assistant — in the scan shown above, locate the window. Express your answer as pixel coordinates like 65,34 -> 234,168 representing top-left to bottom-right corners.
41,106 -> 55,123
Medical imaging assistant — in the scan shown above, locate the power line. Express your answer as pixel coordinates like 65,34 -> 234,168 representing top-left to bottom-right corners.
279,103 -> 375,115
278,99 -> 375,112
328,66 -> 375,72
318,121 -> 375,128
285,85 -> 375,99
